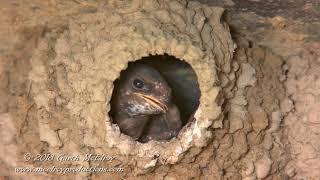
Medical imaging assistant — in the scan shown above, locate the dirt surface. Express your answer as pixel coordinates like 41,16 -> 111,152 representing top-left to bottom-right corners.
197,0 -> 320,22
0,0 -> 319,179
192,0 -> 320,59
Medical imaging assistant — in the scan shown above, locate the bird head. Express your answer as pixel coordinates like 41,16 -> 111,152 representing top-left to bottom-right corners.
116,64 -> 172,116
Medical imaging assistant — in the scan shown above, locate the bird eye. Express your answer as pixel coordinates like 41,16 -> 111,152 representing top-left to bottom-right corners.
133,79 -> 144,89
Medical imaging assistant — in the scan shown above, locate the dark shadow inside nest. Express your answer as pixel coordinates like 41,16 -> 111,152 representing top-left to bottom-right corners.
109,54 -> 201,142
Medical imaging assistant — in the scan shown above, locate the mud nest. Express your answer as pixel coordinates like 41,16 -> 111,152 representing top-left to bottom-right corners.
26,0 -> 234,170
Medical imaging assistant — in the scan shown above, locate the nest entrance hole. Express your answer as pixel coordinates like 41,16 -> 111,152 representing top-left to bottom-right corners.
109,54 -> 201,142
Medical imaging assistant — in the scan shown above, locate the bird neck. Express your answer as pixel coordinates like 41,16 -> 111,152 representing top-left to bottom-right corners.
114,111 -> 149,120
113,112 -> 150,140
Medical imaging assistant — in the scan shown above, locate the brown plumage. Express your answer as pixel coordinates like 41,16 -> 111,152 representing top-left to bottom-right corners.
111,64 -> 181,142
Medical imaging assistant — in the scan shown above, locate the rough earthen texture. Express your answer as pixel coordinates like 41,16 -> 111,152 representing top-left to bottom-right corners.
1,0 -> 236,178
196,1 -> 320,179
30,0 -> 234,168
283,43 -> 320,179
0,0 -> 319,179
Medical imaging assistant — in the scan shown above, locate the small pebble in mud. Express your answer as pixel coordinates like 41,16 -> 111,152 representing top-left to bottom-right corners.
255,156 -> 272,179
111,64 -> 182,142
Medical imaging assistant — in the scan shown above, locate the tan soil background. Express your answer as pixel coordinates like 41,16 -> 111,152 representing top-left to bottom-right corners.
0,0 -> 319,179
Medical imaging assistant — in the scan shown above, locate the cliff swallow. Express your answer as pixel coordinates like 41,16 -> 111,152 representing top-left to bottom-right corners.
139,103 -> 182,142
111,64 -> 181,142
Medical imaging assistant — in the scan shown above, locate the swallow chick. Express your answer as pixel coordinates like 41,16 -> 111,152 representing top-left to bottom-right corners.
111,64 -> 182,142
139,103 -> 182,142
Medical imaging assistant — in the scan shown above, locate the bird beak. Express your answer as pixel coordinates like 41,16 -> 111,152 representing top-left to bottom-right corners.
133,92 -> 168,112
